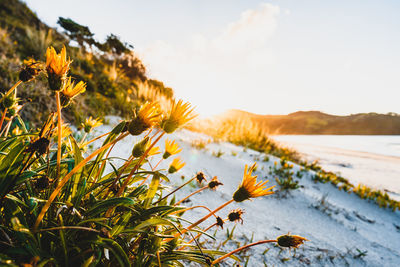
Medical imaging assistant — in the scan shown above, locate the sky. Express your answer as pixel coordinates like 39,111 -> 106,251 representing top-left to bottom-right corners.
25,0 -> 400,116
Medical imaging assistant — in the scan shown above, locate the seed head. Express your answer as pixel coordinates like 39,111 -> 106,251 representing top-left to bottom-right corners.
228,209 -> 244,224
19,58 -> 42,82
277,234 -> 309,249
208,176 -> 223,190
195,172 -> 206,184
216,216 -> 225,229
26,137 -> 50,155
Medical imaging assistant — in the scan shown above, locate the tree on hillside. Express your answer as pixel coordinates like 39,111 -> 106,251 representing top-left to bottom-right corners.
99,34 -> 133,55
57,17 -> 95,48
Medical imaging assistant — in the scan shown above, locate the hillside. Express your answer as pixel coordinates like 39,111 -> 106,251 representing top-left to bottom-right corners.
0,0 -> 174,127
224,110 -> 400,135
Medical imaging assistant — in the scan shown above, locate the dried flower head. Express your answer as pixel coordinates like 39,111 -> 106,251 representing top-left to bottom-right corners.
26,137 -> 50,155
60,77 -> 86,107
163,139 -> 182,159
228,209 -> 244,224
82,116 -> 102,133
233,163 -> 274,202
216,216 -> 225,229
35,175 -> 51,190
45,46 -> 72,91
161,99 -> 196,133
168,157 -> 185,174
19,58 -> 42,82
208,176 -> 223,190
127,102 -> 161,135
277,234 -> 309,249
195,172 -> 206,184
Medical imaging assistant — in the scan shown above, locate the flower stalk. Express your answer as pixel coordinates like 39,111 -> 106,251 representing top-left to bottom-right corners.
56,91 -> 62,179
211,239 -> 277,265
174,185 -> 208,206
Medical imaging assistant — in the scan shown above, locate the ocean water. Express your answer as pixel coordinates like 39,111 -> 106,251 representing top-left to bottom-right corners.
271,135 -> 400,200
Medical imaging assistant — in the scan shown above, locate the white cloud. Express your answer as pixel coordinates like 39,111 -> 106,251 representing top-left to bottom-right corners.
138,3 -> 281,116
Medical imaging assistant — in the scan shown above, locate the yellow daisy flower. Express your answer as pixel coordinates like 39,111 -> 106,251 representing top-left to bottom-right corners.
127,102 -> 161,135
163,139 -> 182,159
45,46 -> 72,91
147,146 -> 161,157
233,163 -> 274,202
81,116 -> 102,133
168,157 -> 185,173
161,99 -> 196,133
53,122 -> 72,139
60,77 -> 86,107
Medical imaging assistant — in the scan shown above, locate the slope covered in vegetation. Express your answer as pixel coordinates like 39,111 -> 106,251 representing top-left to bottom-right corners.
0,0 -> 174,128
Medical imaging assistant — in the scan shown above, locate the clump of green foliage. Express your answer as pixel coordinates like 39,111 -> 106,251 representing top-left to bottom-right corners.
270,158 -> 300,191
302,160 -> 400,211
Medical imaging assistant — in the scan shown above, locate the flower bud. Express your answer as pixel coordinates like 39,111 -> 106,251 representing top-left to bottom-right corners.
132,137 -> 150,158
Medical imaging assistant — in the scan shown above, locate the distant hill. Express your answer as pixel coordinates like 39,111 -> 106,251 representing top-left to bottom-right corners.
222,110 -> 400,135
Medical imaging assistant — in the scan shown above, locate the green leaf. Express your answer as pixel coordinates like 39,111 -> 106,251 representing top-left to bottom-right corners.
85,197 -> 135,217
95,238 -> 130,267
143,173 -> 160,208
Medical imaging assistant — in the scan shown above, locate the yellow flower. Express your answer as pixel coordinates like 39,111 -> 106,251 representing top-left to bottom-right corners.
46,46 -> 71,77
168,157 -> 185,173
45,46 -> 72,91
127,102 -> 161,135
233,163 -> 274,202
60,77 -> 86,107
163,139 -> 182,159
12,127 -> 22,136
277,234 -> 309,249
53,122 -> 72,139
82,116 -> 102,133
147,146 -> 161,157
161,99 -> 196,133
